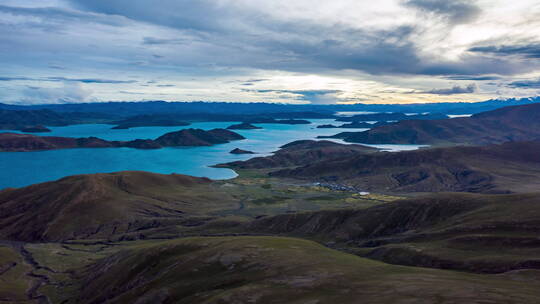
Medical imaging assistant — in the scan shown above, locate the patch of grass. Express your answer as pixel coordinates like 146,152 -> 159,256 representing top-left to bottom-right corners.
251,196 -> 289,205
0,245 -> 32,302
305,195 -> 343,201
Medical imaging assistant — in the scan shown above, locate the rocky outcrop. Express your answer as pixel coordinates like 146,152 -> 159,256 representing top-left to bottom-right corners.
316,124 -> 340,128
229,148 -> 255,154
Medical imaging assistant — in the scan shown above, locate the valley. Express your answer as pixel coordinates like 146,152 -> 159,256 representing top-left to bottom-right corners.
2,100 -> 540,303
1,170 -> 540,303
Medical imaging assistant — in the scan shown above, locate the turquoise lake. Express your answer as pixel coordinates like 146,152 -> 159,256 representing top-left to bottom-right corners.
0,120 -> 425,189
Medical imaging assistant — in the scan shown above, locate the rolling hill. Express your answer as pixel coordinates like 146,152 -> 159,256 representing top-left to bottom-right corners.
1,171 -> 540,302
326,103 -> 540,145
218,140 -> 378,170
56,236 -> 540,304
0,171 -> 240,241
0,170 -> 394,242
248,192 -> 540,274
0,128 -> 244,152
254,141 -> 540,193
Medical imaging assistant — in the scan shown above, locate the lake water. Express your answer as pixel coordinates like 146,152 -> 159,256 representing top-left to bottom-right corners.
0,120 -> 425,189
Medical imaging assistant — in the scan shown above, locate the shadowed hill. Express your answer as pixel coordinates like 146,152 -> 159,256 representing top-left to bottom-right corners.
267,141 -> 540,193
0,128 -> 244,151
0,133 -> 118,152
247,192 -> 540,273
57,237 -> 540,304
155,128 -> 244,146
0,169 -> 400,242
326,103 -> 540,145
217,140 -> 378,169
0,109 -> 116,131
0,171 -> 240,242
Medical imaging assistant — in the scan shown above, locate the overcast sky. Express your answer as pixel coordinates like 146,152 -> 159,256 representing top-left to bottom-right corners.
1,0 -> 540,104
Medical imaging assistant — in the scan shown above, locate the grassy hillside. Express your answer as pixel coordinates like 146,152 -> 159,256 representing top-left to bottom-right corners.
1,237 -> 533,304
218,140 -> 377,170
248,192 -> 540,273
0,244 -> 34,303
0,171 -> 238,241
1,171 -> 540,302
226,141 -> 540,194
0,171 -> 395,242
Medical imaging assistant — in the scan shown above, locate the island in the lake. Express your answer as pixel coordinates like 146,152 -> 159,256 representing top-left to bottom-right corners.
0,128 -> 245,152
229,148 -> 256,154
226,122 -> 262,130
19,125 -> 52,133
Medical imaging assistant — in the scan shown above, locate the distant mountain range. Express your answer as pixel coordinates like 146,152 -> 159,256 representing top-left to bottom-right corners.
1,96 -> 540,117
1,97 -> 540,133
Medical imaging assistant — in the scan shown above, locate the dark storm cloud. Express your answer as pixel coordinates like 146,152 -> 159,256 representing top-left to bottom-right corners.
64,0 -> 533,77
68,0 -> 232,33
468,44 -> 540,59
404,0 -> 481,24
508,79 -> 540,88
420,84 -> 476,94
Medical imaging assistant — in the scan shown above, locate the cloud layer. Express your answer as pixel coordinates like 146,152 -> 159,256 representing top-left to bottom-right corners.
1,0 -> 540,104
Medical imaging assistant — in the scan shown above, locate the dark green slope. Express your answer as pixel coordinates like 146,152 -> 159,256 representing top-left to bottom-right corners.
58,237 -> 540,304
248,192 -> 540,273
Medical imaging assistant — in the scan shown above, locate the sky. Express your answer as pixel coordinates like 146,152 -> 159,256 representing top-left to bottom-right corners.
1,0 -> 540,104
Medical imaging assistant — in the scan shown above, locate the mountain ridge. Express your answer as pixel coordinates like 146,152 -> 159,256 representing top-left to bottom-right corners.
326,103 -> 540,145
